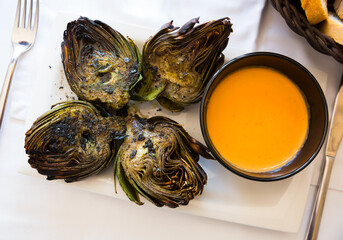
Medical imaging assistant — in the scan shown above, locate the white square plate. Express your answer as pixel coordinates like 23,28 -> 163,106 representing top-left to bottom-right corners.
18,12 -> 327,232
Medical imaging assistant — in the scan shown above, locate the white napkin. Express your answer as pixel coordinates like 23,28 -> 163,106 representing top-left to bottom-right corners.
9,0 -> 267,121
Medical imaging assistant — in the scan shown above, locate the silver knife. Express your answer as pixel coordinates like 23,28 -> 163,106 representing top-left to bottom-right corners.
305,72 -> 343,240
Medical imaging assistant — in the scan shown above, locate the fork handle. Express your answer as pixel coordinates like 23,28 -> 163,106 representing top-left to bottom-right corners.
0,57 -> 18,127
305,156 -> 334,240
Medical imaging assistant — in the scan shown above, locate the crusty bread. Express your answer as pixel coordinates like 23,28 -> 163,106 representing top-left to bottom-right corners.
301,0 -> 328,25
319,12 -> 343,44
334,0 -> 343,19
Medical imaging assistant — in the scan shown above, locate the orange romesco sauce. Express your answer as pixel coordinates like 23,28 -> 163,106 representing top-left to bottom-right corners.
206,67 -> 309,172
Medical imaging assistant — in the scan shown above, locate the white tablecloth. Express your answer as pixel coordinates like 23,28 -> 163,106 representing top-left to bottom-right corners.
0,0 -> 342,239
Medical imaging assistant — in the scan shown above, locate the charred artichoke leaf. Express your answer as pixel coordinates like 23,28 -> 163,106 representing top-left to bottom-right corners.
114,153 -> 143,205
61,17 -> 141,110
154,96 -> 184,112
25,100 -> 126,182
132,17 -> 232,111
114,110 -> 212,208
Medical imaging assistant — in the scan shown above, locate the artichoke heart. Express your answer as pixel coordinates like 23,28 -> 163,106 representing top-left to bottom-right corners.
25,100 -> 126,182
114,110 -> 213,208
132,17 -> 233,111
61,17 -> 141,110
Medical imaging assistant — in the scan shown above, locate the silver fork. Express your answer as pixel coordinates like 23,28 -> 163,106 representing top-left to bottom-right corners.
0,0 -> 39,127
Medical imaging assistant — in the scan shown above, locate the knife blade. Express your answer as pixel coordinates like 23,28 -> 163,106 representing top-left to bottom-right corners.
306,72 -> 343,240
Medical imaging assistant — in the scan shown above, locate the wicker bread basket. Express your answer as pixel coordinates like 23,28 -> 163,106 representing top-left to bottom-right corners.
271,0 -> 343,63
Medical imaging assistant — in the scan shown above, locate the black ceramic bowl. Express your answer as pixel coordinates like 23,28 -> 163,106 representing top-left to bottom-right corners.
200,52 -> 328,181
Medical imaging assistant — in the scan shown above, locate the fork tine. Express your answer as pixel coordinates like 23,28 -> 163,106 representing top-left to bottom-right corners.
28,0 -> 33,29
21,0 -> 27,27
33,0 -> 39,34
14,0 -> 21,28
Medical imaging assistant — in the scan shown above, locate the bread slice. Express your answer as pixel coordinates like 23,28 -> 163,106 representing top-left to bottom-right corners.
319,12 -> 343,44
301,0 -> 328,25
334,0 -> 343,19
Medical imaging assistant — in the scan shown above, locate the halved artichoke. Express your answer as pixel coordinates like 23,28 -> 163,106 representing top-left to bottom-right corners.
61,17 -> 141,110
25,100 -> 126,182
132,17 -> 232,111
114,110 -> 213,208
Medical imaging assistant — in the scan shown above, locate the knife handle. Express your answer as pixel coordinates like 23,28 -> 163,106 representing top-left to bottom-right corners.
305,156 -> 334,240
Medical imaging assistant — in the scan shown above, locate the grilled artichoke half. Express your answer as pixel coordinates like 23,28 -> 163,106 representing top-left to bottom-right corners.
132,17 -> 232,111
114,111 -> 213,208
61,17 -> 141,110
25,101 -> 126,182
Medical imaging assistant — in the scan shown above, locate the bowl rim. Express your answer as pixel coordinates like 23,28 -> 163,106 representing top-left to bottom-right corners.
200,51 -> 328,181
